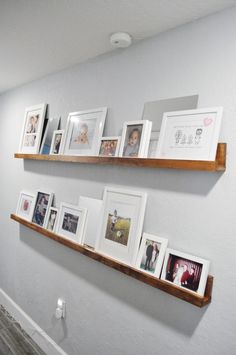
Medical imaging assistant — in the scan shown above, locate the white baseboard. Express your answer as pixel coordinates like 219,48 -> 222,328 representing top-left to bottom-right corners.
0,288 -> 67,355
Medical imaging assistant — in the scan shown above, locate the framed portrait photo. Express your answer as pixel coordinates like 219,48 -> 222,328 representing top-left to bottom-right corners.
31,191 -> 54,228
63,107 -> 107,156
19,103 -> 47,154
16,191 -> 35,221
40,117 -> 60,155
56,203 -> 87,244
98,136 -> 121,157
161,248 -> 210,296
96,187 -> 147,265
50,130 -> 65,155
119,120 -> 152,158
156,107 -> 223,161
45,207 -> 58,232
135,233 -> 168,278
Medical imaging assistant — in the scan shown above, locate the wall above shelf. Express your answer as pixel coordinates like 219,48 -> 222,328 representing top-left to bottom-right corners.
11,213 -> 213,308
14,143 -> 226,172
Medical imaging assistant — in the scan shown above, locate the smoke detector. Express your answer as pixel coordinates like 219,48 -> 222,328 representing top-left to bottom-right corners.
110,32 -> 132,48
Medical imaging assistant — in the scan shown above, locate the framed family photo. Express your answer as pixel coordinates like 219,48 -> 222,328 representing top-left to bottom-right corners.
63,107 -> 107,156
135,233 -> 168,278
161,248 -> 210,296
50,130 -> 65,155
119,120 -> 152,158
19,103 -> 47,154
40,117 -> 60,155
98,136 -> 121,157
56,203 -> 87,243
156,107 -> 223,161
45,207 -> 58,232
96,187 -> 147,265
16,191 -> 35,221
31,191 -> 54,228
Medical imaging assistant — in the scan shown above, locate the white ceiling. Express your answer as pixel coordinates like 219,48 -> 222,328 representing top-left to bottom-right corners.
1,0 -> 236,94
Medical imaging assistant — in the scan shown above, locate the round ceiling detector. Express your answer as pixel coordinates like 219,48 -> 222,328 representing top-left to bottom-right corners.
110,32 -> 132,48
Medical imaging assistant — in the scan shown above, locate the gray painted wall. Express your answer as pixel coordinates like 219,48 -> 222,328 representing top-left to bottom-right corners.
0,7 -> 236,355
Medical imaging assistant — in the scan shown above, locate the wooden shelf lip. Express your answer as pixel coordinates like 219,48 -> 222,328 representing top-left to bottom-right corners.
11,213 -> 212,307
14,143 -> 226,171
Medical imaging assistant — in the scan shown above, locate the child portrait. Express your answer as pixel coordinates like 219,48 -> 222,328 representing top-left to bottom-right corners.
122,124 -> 143,157
99,138 -> 119,156
69,118 -> 96,150
105,208 -> 131,246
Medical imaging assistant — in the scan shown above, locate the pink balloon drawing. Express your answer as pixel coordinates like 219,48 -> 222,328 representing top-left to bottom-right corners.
203,117 -> 213,126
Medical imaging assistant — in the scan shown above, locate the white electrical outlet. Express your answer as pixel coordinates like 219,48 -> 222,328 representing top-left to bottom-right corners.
55,298 -> 66,319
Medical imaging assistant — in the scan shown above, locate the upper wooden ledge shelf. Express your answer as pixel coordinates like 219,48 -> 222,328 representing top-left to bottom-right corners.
14,143 -> 226,172
11,213 -> 213,308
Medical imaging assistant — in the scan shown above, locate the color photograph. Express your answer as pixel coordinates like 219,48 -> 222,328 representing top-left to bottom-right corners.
32,191 -> 53,227
45,207 -> 58,232
122,124 -> 143,157
105,208 -> 131,246
99,137 -> 120,157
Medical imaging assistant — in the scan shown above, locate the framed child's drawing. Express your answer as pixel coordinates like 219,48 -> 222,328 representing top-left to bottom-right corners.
98,136 -> 121,157
119,120 -> 152,158
19,103 -> 47,154
156,107 -> 223,161
56,203 -> 87,244
31,190 -> 54,228
135,233 -> 168,278
96,187 -> 147,265
63,107 -> 107,156
160,248 -> 210,296
16,191 -> 36,221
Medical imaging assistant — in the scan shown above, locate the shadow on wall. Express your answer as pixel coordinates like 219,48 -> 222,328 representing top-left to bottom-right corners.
20,225 -> 209,338
22,159 -> 224,196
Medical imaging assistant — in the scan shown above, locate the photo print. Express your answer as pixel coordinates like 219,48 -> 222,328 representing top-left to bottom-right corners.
105,207 -> 131,246
45,207 -> 58,232
50,130 -> 64,155
99,137 -> 120,157
32,191 -> 53,227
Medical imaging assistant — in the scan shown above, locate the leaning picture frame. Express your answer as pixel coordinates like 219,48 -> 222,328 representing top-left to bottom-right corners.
56,203 -> 87,244
96,187 -> 147,265
44,207 -> 58,232
16,191 -> 36,221
19,103 -> 47,154
156,107 -> 223,161
40,117 -> 60,155
160,248 -> 210,296
49,130 -> 65,155
63,107 -> 107,156
31,190 -> 54,228
119,120 -> 152,158
135,233 -> 168,278
98,136 -> 121,157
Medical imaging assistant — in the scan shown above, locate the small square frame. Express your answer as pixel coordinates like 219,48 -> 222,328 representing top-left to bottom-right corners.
98,136 -> 121,157
16,191 -> 36,221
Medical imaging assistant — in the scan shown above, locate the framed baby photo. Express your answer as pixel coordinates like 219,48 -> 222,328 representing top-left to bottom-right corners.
40,117 -> 60,154
31,191 -> 54,228
16,191 -> 35,221
56,203 -> 87,244
96,187 -> 147,265
160,248 -> 210,296
45,207 -> 58,232
156,107 -> 223,161
19,103 -> 47,154
63,107 -> 107,156
119,120 -> 152,158
98,136 -> 121,157
135,233 -> 168,278
49,130 -> 65,155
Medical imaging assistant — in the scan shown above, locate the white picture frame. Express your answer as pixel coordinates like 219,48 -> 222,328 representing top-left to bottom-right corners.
31,190 -> 54,228
19,103 -> 47,154
56,203 -> 87,244
40,117 -> 60,155
98,136 -> 121,157
161,248 -> 210,296
119,120 -> 152,158
96,187 -> 147,265
156,107 -> 223,161
63,107 -> 107,156
147,131 -> 160,158
78,196 -> 103,248
49,130 -> 65,155
44,207 -> 58,232
16,191 -> 36,221
135,233 -> 168,278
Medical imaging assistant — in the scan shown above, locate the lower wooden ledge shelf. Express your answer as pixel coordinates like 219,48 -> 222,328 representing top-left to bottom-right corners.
11,213 -> 213,308
14,143 -> 226,172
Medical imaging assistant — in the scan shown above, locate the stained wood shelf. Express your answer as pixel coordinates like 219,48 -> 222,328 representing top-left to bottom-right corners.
14,143 -> 226,172
11,213 -> 213,307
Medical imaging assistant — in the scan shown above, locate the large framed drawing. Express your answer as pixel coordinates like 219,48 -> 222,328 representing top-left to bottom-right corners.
96,187 -> 147,265
161,248 -> 210,296
156,107 -> 223,161
135,233 -> 168,278
63,107 -> 107,156
19,103 -> 47,154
